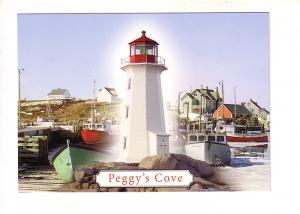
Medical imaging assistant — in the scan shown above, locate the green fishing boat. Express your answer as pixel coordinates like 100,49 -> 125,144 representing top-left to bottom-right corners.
51,140 -> 116,183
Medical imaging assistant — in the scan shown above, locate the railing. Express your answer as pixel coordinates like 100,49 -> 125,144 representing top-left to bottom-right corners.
121,56 -> 130,65
121,55 -> 166,66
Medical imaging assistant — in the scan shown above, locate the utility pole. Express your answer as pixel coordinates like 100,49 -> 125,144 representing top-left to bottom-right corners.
177,91 -> 182,131
186,102 -> 189,132
91,79 -> 96,126
234,86 -> 237,121
219,80 -> 224,120
18,68 -> 24,128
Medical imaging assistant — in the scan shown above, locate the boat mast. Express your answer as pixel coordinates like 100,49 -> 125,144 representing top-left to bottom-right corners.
199,84 -> 203,133
91,79 -> 96,127
234,86 -> 237,121
219,80 -> 224,120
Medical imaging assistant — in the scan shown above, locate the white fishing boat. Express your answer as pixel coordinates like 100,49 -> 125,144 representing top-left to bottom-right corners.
185,132 -> 231,165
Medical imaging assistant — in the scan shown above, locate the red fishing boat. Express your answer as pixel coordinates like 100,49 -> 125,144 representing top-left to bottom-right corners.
80,122 -> 119,144
226,134 -> 268,143
81,80 -> 119,144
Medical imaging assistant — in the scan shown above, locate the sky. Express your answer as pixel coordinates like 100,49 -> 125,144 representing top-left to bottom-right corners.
18,13 -> 269,109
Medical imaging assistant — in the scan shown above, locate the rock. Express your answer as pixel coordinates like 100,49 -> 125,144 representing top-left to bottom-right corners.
172,154 -> 215,178
89,162 -> 127,171
81,182 -> 90,190
174,161 -> 201,177
144,187 -> 155,192
108,187 -> 126,192
114,165 -> 143,170
68,181 -> 81,189
89,183 -> 100,190
126,187 -> 140,192
138,154 -> 177,169
99,187 -> 109,192
82,175 -> 95,183
82,189 -> 98,192
189,183 -> 203,191
74,168 -> 95,183
193,177 -> 227,191
155,187 -> 189,192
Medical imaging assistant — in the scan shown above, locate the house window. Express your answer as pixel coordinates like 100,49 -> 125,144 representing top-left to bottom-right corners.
123,137 -> 127,149
126,106 -> 129,118
128,78 -> 131,90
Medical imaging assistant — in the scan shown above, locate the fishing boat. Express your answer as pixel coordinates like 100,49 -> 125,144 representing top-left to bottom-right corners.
80,80 -> 119,144
185,132 -> 231,165
215,122 -> 269,148
80,121 -> 119,144
51,140 -> 116,183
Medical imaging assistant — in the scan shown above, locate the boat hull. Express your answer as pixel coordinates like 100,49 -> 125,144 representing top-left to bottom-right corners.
185,142 -> 231,165
80,129 -> 119,144
52,143 -> 115,183
227,135 -> 268,142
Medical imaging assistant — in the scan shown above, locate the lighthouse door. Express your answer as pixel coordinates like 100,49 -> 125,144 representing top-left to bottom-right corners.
157,135 -> 169,154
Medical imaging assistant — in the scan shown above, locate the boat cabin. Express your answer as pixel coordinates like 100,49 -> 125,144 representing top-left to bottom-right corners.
187,133 -> 227,145
82,122 -> 112,133
215,122 -> 264,136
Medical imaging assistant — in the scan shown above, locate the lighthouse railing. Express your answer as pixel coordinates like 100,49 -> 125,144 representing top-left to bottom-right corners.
121,56 -> 165,66
121,57 -> 130,65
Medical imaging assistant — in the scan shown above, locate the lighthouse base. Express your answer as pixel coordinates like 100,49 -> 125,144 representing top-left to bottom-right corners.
120,131 -> 170,163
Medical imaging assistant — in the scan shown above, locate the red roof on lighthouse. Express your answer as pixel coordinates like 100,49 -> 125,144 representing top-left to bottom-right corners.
129,31 -> 159,45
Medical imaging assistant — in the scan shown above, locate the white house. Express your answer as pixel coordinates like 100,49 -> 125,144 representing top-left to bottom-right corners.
47,88 -> 71,100
242,99 -> 270,122
96,87 -> 120,103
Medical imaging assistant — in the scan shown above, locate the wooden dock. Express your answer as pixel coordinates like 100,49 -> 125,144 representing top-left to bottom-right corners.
18,136 -> 49,164
18,166 -> 65,192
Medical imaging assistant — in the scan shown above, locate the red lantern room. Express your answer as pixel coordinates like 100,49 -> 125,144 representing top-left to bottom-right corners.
129,30 -> 159,64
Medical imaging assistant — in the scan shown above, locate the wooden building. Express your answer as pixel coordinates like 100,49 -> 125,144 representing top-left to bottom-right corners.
213,104 -> 251,120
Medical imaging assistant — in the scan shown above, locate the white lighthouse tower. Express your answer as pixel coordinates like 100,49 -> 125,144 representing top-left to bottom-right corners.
120,31 -> 169,163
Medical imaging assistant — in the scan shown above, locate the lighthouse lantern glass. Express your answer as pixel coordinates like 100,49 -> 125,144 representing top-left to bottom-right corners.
129,44 -> 157,63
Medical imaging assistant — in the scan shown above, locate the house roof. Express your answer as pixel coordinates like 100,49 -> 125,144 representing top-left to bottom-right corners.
129,31 -> 159,46
248,99 -> 270,114
224,104 -> 251,116
181,93 -> 195,101
193,88 -> 218,101
260,108 -> 270,114
103,87 -> 118,96
48,88 -> 68,95
249,99 -> 262,109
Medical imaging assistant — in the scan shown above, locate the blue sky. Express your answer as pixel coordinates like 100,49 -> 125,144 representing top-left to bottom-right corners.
18,13 -> 269,109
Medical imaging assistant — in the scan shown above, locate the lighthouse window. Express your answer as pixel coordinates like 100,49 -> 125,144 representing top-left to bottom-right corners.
128,78 -> 131,90
146,46 -> 154,55
123,137 -> 127,149
130,46 -> 135,56
125,106 -> 129,118
135,45 -> 146,55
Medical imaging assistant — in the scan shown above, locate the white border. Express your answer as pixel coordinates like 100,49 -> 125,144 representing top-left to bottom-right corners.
1,0 -> 300,213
